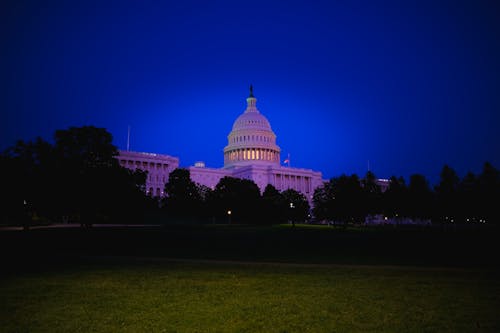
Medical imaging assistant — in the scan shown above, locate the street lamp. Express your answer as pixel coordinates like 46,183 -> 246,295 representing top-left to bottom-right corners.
289,202 -> 295,227
23,199 -> 30,230
227,210 -> 232,224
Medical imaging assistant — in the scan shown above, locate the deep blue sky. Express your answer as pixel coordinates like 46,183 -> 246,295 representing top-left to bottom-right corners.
2,0 -> 499,184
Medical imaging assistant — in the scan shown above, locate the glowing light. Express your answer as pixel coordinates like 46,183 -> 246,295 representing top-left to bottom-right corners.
194,161 -> 206,168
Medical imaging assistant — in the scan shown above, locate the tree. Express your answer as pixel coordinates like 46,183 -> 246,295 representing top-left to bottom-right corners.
0,151 -> 26,224
1,126 -> 151,225
163,168 -> 202,219
261,184 -> 286,224
102,166 -> 155,223
211,176 -> 261,223
457,171 -> 479,222
361,171 -> 383,217
53,126 -> 118,170
407,174 -> 434,219
196,184 -> 214,220
312,180 -> 335,222
382,176 -> 407,219
434,165 -> 460,223
1,137 -> 57,223
477,162 -> 499,225
52,126 -> 121,225
336,174 -> 365,224
282,189 -> 310,226
313,174 -> 364,226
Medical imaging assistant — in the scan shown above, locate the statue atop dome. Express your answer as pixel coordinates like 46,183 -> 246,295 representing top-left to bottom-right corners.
249,84 -> 254,98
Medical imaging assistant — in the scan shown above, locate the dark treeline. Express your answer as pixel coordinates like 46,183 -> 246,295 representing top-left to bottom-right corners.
0,126 -> 309,226
313,166 -> 500,227
1,126 -> 498,227
162,168 -> 309,224
0,126 -> 157,226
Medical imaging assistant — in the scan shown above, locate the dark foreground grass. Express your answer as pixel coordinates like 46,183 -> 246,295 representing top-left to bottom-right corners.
1,259 -> 499,332
2,224 -> 499,267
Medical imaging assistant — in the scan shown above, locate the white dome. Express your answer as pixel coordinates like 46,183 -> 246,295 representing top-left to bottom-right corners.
231,110 -> 272,132
223,86 -> 281,168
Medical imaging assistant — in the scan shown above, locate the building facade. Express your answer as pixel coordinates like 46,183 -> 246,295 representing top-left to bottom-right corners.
117,87 -> 324,201
117,150 -> 179,197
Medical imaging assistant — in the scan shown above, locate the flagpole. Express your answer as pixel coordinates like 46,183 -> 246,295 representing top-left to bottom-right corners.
283,153 -> 291,167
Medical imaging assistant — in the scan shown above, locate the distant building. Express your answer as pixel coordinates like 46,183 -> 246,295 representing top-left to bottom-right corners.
375,178 -> 390,193
116,86 -> 324,201
365,214 -> 431,226
117,150 -> 178,197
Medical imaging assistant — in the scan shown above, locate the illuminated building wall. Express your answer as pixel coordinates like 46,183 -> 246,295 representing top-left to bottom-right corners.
117,150 -> 179,197
117,87 -> 324,202
189,87 -> 324,201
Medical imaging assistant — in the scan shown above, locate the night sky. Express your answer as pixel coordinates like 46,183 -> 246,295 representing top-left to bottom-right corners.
2,0 -> 499,184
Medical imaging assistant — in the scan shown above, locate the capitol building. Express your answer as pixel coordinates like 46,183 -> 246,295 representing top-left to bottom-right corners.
116,87 -> 324,201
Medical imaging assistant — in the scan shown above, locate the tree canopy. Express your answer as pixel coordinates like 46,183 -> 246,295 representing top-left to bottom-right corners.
1,126 -> 152,225
313,163 -> 499,227
2,126 -> 498,227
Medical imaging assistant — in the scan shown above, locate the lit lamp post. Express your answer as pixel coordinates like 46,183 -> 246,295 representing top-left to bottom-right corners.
289,202 -> 295,227
227,210 -> 232,225
23,199 -> 30,231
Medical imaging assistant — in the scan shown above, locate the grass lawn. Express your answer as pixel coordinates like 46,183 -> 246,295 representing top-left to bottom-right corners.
1,259 -> 499,332
1,224 -> 499,332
